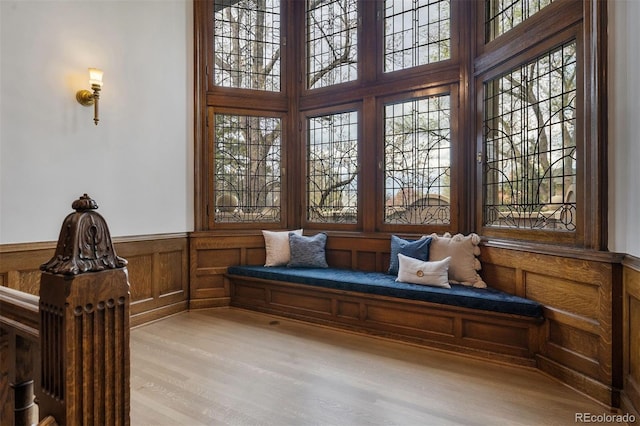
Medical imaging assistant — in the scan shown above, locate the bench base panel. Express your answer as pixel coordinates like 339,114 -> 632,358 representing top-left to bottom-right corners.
228,274 -> 542,367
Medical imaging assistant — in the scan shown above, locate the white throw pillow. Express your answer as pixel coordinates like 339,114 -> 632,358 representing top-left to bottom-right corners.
396,254 -> 451,288
262,229 -> 303,266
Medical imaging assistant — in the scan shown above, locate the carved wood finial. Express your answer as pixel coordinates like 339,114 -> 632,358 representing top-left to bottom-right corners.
71,193 -> 99,211
40,194 -> 127,275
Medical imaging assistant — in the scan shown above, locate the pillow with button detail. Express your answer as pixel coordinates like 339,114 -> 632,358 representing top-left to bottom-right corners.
427,233 -> 486,288
262,229 -> 303,266
396,254 -> 451,288
288,232 -> 328,268
388,235 -> 432,275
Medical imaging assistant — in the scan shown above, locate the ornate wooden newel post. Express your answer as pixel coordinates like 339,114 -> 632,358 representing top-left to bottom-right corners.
37,194 -> 130,425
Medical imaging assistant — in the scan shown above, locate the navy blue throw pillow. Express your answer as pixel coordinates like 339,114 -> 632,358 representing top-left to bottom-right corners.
388,235 -> 432,275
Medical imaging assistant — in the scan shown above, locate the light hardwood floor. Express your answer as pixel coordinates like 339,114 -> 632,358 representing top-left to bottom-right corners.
130,308 -> 613,426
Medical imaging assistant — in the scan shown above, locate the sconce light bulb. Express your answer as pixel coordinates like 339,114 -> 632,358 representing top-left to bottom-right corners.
77,68 -> 103,125
89,68 -> 103,88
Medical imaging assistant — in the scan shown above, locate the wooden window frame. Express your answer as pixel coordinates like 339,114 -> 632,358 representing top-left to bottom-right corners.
477,33 -> 581,245
300,103 -> 363,232
376,85 -> 461,235
194,0 -> 607,249
206,107 -> 289,230
473,0 -> 607,249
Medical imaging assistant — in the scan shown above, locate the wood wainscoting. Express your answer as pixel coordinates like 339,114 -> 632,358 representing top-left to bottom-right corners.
622,255 -> 640,418
229,275 -> 542,367
189,232 -> 268,309
0,233 -> 189,327
191,231 -> 625,407
480,240 -> 624,407
189,232 -> 393,309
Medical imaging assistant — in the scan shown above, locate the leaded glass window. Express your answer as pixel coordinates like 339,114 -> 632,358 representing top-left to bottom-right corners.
213,0 -> 281,91
307,111 -> 358,223
214,114 -> 282,223
483,42 -> 576,231
384,0 -> 450,73
384,95 -> 451,225
486,0 -> 554,41
307,0 -> 358,89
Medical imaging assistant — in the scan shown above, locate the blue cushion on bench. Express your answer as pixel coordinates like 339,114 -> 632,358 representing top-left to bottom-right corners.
227,266 -> 543,318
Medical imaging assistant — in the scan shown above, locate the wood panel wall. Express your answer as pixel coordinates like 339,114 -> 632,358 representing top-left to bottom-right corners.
622,255 -> 640,418
4,231 -> 627,409
191,231 -> 624,407
0,328 -> 9,425
189,232 -> 393,309
480,240 -> 623,407
0,234 -> 189,327
189,232 -> 265,309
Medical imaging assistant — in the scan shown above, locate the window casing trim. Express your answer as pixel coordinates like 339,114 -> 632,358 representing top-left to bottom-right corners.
300,103 -> 363,231
207,0 -> 288,95
193,0 -> 607,249
474,0 -> 583,76
475,27 -> 586,246
207,107 -> 289,230
376,84 -> 460,234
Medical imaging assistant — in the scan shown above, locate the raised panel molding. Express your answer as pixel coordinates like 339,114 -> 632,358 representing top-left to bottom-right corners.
126,254 -> 154,302
3,231 -> 631,410
195,231 -> 623,406
480,241 -> 623,407
622,255 -> 640,418
189,232 -> 264,309
158,251 -> 187,296
115,235 -> 189,326
0,234 -> 189,327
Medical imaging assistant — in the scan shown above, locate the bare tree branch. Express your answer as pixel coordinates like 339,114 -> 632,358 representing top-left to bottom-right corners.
319,170 -> 357,208
262,48 -> 281,78
308,0 -> 356,88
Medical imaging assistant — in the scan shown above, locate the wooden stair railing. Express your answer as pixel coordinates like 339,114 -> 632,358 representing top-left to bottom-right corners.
0,286 -> 40,425
1,194 -> 131,426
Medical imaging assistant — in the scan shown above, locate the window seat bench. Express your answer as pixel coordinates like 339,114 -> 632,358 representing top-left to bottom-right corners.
225,265 -> 545,366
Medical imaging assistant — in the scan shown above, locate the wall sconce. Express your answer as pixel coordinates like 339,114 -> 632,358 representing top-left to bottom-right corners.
76,68 -> 103,125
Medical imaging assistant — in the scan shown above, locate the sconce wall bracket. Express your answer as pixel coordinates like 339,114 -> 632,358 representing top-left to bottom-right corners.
76,89 -> 95,106
76,82 -> 102,125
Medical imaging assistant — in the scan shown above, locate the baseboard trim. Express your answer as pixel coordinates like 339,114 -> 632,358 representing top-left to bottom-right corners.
189,297 -> 231,310
620,392 -> 640,418
623,254 -> 640,272
131,301 -> 189,328
536,354 -> 619,408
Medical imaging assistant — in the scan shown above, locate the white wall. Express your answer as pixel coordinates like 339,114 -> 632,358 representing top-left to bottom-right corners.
0,0 -> 193,244
1,0 -> 638,257
609,0 -> 640,258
